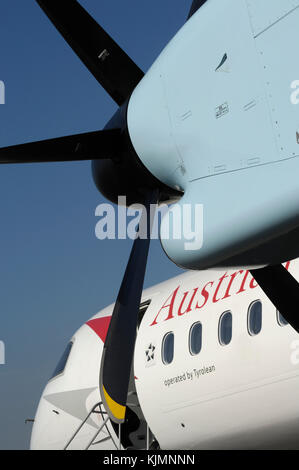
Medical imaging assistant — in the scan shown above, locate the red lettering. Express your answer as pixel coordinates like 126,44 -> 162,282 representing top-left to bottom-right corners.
222,270 -> 244,299
196,282 -> 214,309
250,276 -> 258,289
236,270 -> 249,294
178,288 -> 199,316
150,286 -> 180,326
212,273 -> 229,303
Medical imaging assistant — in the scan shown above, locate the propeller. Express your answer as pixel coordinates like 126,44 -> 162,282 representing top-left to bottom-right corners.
6,0 -> 299,429
36,0 -> 144,106
187,0 -> 207,20
0,129 -> 121,164
100,190 -> 159,423
0,1 -> 172,425
30,1 -> 299,422
250,264 -> 299,333
0,0 -> 145,165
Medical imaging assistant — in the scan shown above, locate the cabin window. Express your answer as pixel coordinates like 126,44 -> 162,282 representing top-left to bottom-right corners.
50,342 -> 73,379
248,301 -> 262,336
218,311 -> 232,346
162,332 -> 174,365
189,322 -> 202,355
277,310 -> 288,327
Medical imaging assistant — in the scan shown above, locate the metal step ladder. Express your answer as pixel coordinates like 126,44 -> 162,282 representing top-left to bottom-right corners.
64,402 -> 119,450
64,399 -> 155,450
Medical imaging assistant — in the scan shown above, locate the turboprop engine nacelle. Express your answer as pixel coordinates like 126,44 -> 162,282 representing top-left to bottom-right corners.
128,0 -> 299,270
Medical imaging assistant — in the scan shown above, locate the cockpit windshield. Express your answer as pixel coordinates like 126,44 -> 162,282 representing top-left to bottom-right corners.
50,342 -> 73,379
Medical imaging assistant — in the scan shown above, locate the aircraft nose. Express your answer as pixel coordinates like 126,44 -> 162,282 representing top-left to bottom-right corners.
30,386 -> 104,449
30,321 -> 110,449
30,397 -> 68,450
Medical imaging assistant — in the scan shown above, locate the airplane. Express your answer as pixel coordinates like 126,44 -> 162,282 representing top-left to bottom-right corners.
31,259 -> 299,450
2,0 -> 299,450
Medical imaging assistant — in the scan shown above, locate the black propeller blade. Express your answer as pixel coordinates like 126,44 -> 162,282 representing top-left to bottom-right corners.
100,189 -> 159,424
0,129 -> 121,164
250,264 -> 299,333
187,0 -> 207,20
36,0 -> 144,106
0,2 -> 175,426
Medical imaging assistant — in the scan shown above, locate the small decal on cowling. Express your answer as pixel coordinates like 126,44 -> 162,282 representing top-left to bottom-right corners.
215,102 -> 229,119
215,53 -> 230,73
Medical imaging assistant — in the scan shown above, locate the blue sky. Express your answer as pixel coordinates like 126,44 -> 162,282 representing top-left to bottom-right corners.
0,0 -> 191,449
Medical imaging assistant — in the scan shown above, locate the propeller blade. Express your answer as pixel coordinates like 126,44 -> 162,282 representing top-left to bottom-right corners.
0,129 -> 121,164
100,189 -> 159,424
36,0 -> 144,106
250,264 -> 299,333
187,0 -> 207,20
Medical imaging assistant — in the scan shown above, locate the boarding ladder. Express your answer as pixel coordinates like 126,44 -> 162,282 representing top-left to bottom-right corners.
64,401 -> 118,450
64,399 -> 153,450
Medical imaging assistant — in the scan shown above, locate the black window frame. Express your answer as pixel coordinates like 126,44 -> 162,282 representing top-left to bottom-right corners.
161,332 -> 174,365
277,310 -> 288,327
189,321 -> 203,356
218,311 -> 233,346
247,300 -> 263,337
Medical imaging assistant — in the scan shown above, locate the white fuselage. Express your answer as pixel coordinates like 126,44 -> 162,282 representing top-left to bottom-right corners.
31,259 -> 299,450
134,260 -> 299,449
